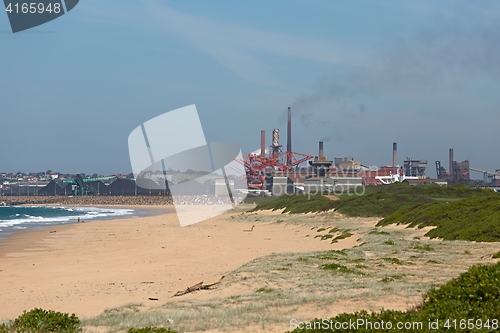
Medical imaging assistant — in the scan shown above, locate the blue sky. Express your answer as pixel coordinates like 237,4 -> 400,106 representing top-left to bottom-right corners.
1,0 -> 499,178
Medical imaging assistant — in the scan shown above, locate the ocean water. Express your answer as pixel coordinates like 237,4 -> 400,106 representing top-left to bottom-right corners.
0,206 -> 136,237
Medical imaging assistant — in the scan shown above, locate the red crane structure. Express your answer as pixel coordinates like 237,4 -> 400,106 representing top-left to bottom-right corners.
236,151 -> 313,190
236,107 -> 313,190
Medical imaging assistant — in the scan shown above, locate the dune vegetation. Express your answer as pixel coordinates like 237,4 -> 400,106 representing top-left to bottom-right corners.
288,261 -> 500,333
377,194 -> 500,242
253,183 -> 500,242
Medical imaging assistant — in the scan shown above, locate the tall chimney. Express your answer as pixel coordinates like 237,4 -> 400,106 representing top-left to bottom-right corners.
319,141 -> 324,157
449,148 -> 454,176
392,142 -> 397,167
261,130 -> 266,158
287,107 -> 292,164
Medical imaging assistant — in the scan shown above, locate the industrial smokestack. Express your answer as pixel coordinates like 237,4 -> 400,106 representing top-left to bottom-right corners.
392,143 -> 397,167
261,130 -> 266,158
287,107 -> 292,165
449,148 -> 454,177
272,129 -> 280,159
319,141 -> 324,157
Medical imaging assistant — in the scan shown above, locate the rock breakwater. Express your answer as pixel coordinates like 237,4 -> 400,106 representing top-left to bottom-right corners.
1,196 -> 173,206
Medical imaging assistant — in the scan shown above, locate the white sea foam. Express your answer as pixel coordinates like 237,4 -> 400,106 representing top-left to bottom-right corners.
0,207 -> 134,228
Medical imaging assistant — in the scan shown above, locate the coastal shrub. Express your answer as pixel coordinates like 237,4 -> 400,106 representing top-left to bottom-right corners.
288,262 -> 500,333
251,184 -> 497,218
332,183 -> 496,218
377,195 -> 500,242
493,251 -> 500,259
0,308 -> 82,333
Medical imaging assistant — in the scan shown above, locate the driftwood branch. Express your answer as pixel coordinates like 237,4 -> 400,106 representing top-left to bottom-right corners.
171,281 -> 220,297
243,225 -> 255,232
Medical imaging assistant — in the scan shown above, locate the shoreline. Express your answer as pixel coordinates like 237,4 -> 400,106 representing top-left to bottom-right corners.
0,220 -> 77,257
0,204 -> 172,244
0,205 -> 343,321
0,207 -> 179,320
0,202 -> 175,251
0,205 -> 174,257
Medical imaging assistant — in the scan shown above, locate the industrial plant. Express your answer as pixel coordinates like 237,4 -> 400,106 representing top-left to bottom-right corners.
1,107 -> 499,198
233,108 -> 497,196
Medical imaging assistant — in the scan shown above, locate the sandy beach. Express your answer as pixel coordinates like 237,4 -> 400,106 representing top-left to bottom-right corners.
0,205 -> 343,321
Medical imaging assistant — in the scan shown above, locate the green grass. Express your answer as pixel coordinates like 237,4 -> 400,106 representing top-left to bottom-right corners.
349,258 -> 365,263
288,261 -> 500,332
429,197 -> 463,202
328,227 -> 340,233
255,287 -> 275,293
321,263 -> 361,275
380,274 -> 405,282
331,230 -> 353,243
382,257 -> 403,265
311,250 -> 347,260
128,328 -> 177,333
